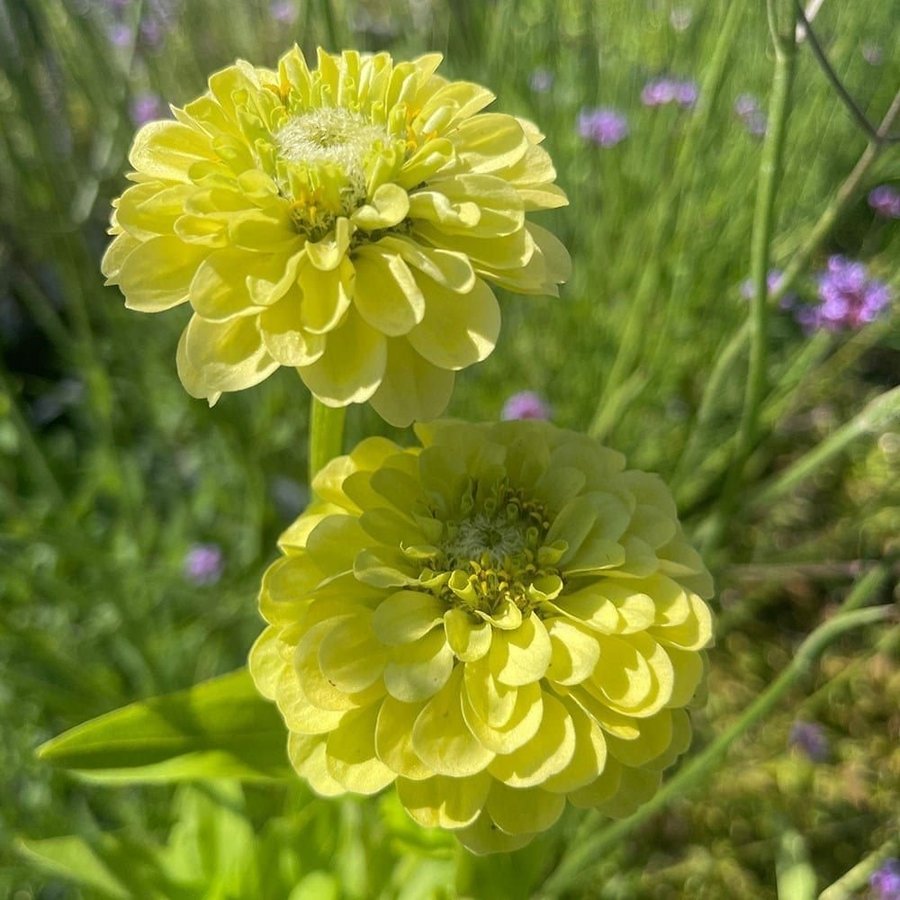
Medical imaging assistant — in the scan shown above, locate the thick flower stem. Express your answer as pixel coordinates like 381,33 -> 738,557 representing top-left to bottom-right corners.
536,572 -> 893,898
819,833 -> 900,900
750,385 -> 900,509
701,1 -> 796,553
674,86 -> 900,507
308,399 -> 346,485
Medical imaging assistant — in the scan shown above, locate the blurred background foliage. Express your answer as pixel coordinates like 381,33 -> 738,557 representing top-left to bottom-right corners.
0,0 -> 898,897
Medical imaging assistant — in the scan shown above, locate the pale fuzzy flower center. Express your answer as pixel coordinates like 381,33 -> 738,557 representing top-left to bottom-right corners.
442,513 -> 528,567
276,107 -> 389,204
437,482 -> 557,618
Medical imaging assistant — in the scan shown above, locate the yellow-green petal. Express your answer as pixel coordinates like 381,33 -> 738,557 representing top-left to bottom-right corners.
375,696 -> 431,780
176,314 -> 278,398
368,338 -> 455,427
352,246 -> 425,336
406,275 -> 500,371
488,693 -> 575,788
384,629 -> 454,703
484,783 -> 565,836
259,291 -> 326,366
298,309 -> 387,405
117,236 -> 205,312
325,704 -> 396,794
372,590 -> 446,645
412,666 -> 495,777
397,772 -> 491,830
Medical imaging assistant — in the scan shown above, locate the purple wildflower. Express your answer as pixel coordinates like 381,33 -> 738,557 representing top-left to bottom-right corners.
744,110 -> 767,136
642,78 -> 698,109
578,107 -> 629,147
138,16 -> 167,49
501,391 -> 551,421
270,0 -> 298,24
107,23 -> 132,47
641,78 -> 676,107
733,94 -> 767,136
734,93 -> 759,117
673,80 -> 698,107
740,269 -> 789,303
183,543 -> 224,585
868,185 -> 900,219
529,68 -> 554,94
129,92 -> 167,126
788,721 -> 829,762
795,256 -> 892,332
871,859 -> 900,900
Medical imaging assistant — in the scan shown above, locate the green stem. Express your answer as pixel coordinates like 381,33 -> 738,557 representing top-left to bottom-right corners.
819,832 -> 900,900
702,3 -> 796,551
715,561 -> 890,639
750,384 -> 900,509
771,86 -> 900,306
536,599 -> 893,898
308,399 -> 346,485
674,87 -> 900,505
319,0 -> 340,49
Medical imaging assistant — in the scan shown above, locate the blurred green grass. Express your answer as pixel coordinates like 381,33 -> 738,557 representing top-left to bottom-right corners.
1,0 -> 898,897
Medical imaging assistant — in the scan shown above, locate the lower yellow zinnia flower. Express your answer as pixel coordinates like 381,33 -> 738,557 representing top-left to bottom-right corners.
101,48 -> 569,426
250,421 -> 714,852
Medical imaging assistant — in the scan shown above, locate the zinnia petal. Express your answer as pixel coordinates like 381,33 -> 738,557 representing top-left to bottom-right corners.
176,314 -> 278,398
297,309 -> 387,405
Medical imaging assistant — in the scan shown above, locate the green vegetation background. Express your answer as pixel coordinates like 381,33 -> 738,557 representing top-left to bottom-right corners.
1,0 -> 898,897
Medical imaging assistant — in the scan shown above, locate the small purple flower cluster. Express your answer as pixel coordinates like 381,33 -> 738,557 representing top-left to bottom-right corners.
787,720 -> 829,762
270,0 -> 298,25
501,391 -> 551,421
130,92 -> 167,126
734,93 -> 767,136
740,269 -> 794,307
103,0 -> 179,53
641,77 -> 698,109
871,859 -> 900,900
791,256 -> 892,333
868,185 -> 900,219
529,68 -> 554,94
578,107 -> 629,147
183,543 -> 224,585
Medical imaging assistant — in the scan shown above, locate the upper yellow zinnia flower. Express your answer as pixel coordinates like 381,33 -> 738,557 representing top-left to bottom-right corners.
249,420 -> 714,853
102,48 -> 570,426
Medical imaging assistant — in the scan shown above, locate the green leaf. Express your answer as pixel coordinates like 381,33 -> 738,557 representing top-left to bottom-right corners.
16,835 -> 132,899
37,668 -> 291,782
17,829 -> 197,900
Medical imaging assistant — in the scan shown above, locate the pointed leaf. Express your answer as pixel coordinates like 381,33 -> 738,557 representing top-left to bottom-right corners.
37,669 -> 289,782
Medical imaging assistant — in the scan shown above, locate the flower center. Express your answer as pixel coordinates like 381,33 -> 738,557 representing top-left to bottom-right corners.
276,107 -> 389,211
436,481 -> 561,620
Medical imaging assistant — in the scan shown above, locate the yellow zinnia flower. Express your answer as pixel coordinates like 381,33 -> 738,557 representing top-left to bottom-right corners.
102,48 -> 569,426
250,420 -> 714,853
